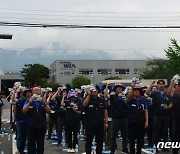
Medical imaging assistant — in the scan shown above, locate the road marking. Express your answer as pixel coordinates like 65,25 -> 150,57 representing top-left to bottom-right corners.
2,119 -> 10,123
82,152 -> 95,154
142,148 -> 155,154
12,134 -> 17,154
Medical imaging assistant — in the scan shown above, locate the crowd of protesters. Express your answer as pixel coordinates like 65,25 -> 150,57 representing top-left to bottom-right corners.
0,75 -> 179,154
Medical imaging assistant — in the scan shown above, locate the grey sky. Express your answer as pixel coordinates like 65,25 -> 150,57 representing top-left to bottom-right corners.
0,0 -> 180,71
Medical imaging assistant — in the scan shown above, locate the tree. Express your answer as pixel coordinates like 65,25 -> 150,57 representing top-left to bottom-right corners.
141,58 -> 172,81
65,83 -> 72,90
21,64 -> 50,87
72,76 -> 91,88
105,76 -> 121,80
141,38 -> 180,83
165,38 -> 180,74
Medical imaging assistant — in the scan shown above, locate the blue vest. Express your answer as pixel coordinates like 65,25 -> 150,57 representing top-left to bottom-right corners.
127,96 -> 147,124
16,98 -> 27,122
110,93 -> 128,119
84,96 -> 106,126
26,101 -> 46,129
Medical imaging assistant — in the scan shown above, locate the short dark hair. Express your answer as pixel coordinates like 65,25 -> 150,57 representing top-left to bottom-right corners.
164,85 -> 169,88
17,91 -> 23,98
157,79 -> 165,85
152,85 -> 157,88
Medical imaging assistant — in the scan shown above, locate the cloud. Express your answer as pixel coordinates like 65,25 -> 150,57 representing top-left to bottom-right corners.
0,42 -> 166,72
0,0 -> 180,72
0,47 -> 114,71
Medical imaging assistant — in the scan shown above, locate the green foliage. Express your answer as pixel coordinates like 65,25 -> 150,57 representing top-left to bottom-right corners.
35,78 -> 48,87
165,38 -> 180,73
20,63 -> 50,87
141,59 -> 172,80
72,75 -> 91,88
142,38 -> 180,83
65,83 -> 72,89
105,76 -> 121,80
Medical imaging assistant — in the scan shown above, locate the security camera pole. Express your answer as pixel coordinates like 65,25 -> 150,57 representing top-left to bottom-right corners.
0,34 -> 13,39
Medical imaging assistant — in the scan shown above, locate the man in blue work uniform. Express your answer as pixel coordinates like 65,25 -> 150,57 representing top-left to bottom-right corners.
47,91 -> 58,140
144,90 -> 154,147
101,84 -> 112,150
83,85 -> 108,154
12,87 -> 32,154
62,91 -> 81,153
23,87 -> 51,154
127,83 -> 148,154
167,78 -> 180,154
104,83 -> 129,154
146,80 -> 172,152
54,88 -> 69,146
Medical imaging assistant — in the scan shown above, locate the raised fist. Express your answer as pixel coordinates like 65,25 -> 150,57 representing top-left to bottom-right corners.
28,98 -> 33,105
151,80 -> 156,85
106,83 -> 111,87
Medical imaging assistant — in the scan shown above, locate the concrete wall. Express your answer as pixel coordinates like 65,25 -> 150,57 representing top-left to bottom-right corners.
50,60 -> 147,85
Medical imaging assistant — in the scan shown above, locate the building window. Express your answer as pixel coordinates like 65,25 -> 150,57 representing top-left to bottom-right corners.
79,69 -> 93,75
53,71 -> 56,76
97,69 -> 112,75
64,71 -> 71,75
115,69 -> 130,75
71,70 -> 75,75
50,71 -> 54,76
60,70 -> 75,75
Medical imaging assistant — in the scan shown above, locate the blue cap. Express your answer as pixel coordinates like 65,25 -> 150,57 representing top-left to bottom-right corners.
113,83 -> 126,92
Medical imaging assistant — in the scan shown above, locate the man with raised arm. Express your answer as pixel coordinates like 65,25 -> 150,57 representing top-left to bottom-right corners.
83,85 -> 108,154
104,83 -> 129,154
146,80 -> 172,152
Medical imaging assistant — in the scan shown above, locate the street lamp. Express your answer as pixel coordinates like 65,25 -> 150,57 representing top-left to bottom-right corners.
0,34 -> 13,39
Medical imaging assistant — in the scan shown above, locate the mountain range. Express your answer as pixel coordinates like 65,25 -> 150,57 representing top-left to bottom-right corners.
0,47 -> 148,72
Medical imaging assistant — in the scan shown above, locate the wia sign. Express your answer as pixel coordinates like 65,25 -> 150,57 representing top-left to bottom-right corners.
61,62 -> 76,69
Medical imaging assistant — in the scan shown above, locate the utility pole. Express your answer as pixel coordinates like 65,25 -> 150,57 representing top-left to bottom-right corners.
0,34 -> 13,39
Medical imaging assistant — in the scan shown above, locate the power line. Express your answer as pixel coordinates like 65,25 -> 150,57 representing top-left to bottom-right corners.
0,7 -> 180,14
1,21 -> 180,29
0,12 -> 179,19
72,28 -> 180,32
2,21 -> 180,27
2,21 -> 180,32
1,16 -> 180,23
